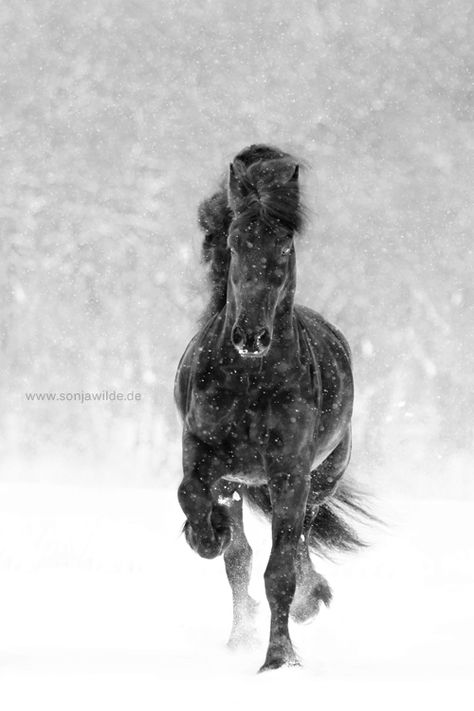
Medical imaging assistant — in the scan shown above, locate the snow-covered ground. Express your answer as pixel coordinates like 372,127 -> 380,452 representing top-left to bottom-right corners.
0,482 -> 472,710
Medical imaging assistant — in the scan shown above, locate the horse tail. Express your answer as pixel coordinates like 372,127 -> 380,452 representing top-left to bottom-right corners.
307,481 -> 377,554
243,480 -> 377,556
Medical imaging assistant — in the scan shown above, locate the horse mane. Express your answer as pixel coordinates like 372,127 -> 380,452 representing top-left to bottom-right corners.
197,144 -> 305,323
198,182 -> 233,323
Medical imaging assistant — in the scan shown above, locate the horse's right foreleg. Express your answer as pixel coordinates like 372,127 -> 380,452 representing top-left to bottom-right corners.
178,431 -> 231,559
220,490 -> 258,648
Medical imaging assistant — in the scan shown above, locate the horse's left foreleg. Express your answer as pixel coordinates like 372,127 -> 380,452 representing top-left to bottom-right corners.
260,465 -> 310,672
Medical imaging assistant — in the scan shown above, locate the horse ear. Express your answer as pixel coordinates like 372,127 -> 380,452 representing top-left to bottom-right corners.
281,163 -> 298,184
228,162 -> 237,190
268,160 -> 299,186
290,164 -> 299,183
228,160 -> 247,211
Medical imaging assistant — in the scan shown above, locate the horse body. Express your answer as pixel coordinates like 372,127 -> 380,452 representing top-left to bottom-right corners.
175,145 -> 367,672
175,306 -> 353,482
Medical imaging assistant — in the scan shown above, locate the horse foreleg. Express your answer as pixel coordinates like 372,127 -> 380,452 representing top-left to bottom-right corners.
260,468 -> 310,672
221,491 -> 258,648
178,431 -> 231,560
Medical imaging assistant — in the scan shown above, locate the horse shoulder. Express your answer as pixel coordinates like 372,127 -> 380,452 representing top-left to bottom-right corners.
294,304 -> 354,446
175,327 -> 246,444
174,333 -> 201,420
294,304 -> 352,365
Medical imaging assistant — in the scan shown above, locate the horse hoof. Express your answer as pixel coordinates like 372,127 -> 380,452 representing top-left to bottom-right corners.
258,639 -> 301,672
258,655 -> 301,673
184,520 -> 231,559
227,596 -> 259,649
244,596 -> 259,618
227,629 -> 259,650
290,578 -> 332,623
197,532 -> 230,559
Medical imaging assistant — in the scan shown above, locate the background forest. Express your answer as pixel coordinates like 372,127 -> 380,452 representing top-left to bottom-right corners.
1,0 -> 473,497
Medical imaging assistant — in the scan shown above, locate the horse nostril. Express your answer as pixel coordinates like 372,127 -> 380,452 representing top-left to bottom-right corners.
232,325 -> 271,355
257,329 -> 271,349
231,326 -> 244,347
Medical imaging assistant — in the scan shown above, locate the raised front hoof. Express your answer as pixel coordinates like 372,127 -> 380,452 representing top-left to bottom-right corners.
184,520 -> 231,559
290,577 -> 332,624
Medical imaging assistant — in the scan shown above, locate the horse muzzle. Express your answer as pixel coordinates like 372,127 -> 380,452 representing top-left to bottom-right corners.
231,324 -> 271,357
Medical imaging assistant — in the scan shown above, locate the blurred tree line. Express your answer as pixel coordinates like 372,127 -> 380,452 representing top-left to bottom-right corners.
1,0 -> 472,494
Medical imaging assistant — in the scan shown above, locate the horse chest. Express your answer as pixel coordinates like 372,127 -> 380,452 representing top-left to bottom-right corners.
185,350 -> 320,454
231,400 -> 268,446
231,376 -> 318,456
186,385 -> 238,440
186,366 -> 253,443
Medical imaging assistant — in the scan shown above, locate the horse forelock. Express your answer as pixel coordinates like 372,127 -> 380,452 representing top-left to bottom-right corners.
197,145 -> 305,322
230,153 -> 305,234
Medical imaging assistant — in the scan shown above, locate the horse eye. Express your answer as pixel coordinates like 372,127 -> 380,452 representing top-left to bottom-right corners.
281,245 -> 292,256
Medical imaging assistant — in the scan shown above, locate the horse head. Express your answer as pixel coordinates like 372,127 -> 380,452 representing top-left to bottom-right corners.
226,148 -> 303,358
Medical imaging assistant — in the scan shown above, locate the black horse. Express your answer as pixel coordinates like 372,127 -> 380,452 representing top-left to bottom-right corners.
175,144 -> 371,672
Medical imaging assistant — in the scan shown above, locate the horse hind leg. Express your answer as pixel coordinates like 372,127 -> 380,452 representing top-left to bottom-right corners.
290,435 -> 351,623
220,487 -> 259,649
290,517 -> 332,624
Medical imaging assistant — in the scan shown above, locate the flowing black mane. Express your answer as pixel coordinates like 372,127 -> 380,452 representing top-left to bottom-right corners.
198,144 -> 305,321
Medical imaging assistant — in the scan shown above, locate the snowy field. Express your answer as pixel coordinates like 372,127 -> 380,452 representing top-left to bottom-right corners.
0,481 -> 472,710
